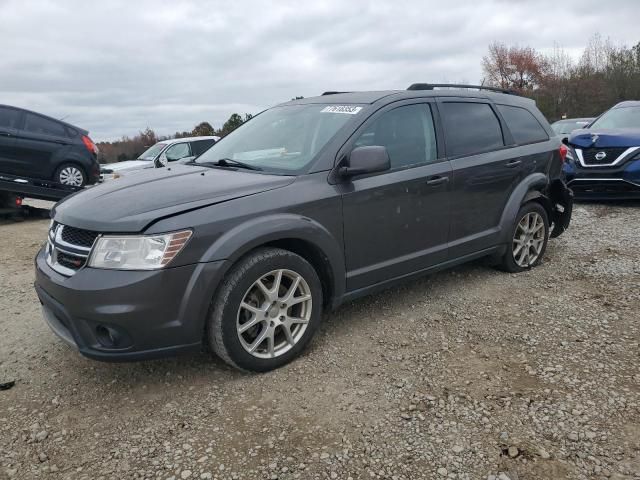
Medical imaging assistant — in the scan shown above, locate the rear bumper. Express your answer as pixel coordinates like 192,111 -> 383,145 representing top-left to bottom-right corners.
563,157 -> 640,200
34,247 -> 226,361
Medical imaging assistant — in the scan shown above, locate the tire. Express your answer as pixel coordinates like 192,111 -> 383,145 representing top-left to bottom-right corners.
498,202 -> 549,273
207,247 -> 323,372
55,163 -> 87,187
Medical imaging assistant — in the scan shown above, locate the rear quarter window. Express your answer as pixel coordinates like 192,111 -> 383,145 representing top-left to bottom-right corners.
497,104 -> 549,145
24,113 -> 68,138
439,102 -> 504,157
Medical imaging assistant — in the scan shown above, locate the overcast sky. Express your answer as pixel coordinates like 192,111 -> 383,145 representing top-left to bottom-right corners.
1,0 -> 638,141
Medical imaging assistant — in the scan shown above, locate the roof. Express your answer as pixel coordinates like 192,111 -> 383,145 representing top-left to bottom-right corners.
162,136 -> 220,144
281,88 -> 535,107
614,101 -> 640,108
552,118 -> 594,123
0,103 -> 89,135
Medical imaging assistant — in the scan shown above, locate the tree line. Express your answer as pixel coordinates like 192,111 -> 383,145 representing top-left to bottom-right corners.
482,34 -> 640,122
97,113 -> 252,163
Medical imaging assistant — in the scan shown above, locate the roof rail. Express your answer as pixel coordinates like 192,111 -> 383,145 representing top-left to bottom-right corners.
407,83 -> 517,95
321,91 -> 351,96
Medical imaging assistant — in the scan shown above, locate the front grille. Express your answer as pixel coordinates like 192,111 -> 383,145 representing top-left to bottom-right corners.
46,223 -> 99,276
61,226 -> 99,248
56,251 -> 87,271
581,147 -> 628,165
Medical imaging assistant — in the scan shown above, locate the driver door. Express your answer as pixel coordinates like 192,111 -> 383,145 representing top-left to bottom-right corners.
341,101 -> 451,291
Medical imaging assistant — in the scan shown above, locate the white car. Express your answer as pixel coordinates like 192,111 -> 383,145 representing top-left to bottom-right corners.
100,136 -> 219,181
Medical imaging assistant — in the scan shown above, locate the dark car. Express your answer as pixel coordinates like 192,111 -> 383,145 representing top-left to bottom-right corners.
550,118 -> 594,136
35,84 -> 573,371
563,101 -> 640,199
0,105 -> 99,187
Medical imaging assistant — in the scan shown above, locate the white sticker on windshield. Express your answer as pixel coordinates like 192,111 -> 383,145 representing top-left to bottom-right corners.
321,105 -> 363,115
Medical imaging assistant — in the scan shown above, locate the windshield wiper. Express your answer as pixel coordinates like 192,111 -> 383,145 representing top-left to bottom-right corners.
197,158 -> 262,171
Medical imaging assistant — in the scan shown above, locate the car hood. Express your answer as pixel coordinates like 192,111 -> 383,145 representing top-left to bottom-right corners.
53,165 -> 295,232
568,128 -> 640,148
101,160 -> 154,172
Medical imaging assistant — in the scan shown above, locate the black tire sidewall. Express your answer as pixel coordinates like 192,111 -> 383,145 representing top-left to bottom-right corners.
55,163 -> 86,187
211,249 -> 323,372
504,202 -> 549,272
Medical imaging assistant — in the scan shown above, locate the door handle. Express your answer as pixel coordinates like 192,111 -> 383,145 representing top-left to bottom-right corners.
425,175 -> 449,186
506,159 -> 522,168
0,132 -> 11,137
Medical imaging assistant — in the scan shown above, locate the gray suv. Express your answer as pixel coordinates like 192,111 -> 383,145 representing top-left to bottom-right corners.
35,84 -> 573,372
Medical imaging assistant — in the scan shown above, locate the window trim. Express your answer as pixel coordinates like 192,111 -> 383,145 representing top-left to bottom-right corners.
164,141 -> 192,162
436,97 -> 512,160
334,99 -> 445,178
495,103 -> 549,147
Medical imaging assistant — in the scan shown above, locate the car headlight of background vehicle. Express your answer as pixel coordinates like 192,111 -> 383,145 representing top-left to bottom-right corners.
88,230 -> 192,270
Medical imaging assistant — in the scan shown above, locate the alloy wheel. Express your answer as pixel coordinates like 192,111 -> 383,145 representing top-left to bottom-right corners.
236,269 -> 312,359
512,212 -> 545,268
58,166 -> 84,186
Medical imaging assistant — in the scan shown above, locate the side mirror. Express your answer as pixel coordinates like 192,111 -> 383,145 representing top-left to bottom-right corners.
340,146 -> 390,178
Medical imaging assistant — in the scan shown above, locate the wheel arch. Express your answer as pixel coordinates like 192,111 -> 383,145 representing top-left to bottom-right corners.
498,173 -> 549,244
201,214 -> 346,310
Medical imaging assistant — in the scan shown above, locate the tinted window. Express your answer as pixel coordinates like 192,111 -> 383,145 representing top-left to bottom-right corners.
191,139 -> 216,156
440,102 -> 504,157
0,107 -> 21,129
353,104 -> 437,170
165,142 -> 191,161
24,113 -> 68,137
497,105 -> 548,144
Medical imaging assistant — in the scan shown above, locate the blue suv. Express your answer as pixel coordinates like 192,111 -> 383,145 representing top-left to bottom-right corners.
563,101 -> 640,199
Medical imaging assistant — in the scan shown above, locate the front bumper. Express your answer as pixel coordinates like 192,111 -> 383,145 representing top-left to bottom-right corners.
34,248 -> 226,361
563,157 -> 640,200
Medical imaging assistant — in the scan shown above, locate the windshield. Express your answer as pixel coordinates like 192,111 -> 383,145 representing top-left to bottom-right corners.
196,104 -> 363,173
552,120 -> 589,135
590,106 -> 640,130
138,143 -> 167,160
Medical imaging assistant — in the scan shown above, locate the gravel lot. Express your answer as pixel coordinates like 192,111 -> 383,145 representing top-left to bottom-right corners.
1,202 -> 639,480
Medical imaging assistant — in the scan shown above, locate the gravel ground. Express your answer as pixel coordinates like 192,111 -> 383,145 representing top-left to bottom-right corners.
1,203 -> 639,480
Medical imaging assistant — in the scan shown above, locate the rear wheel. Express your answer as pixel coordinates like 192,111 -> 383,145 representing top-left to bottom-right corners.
55,164 -> 86,187
498,202 -> 549,273
207,248 -> 323,372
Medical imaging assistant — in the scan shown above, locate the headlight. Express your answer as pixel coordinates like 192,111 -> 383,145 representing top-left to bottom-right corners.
88,230 -> 192,270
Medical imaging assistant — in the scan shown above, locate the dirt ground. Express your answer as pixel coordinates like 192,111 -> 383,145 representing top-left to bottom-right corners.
0,202 -> 639,480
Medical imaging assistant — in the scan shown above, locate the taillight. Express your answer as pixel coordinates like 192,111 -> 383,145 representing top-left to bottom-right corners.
82,135 -> 99,155
559,144 -> 568,162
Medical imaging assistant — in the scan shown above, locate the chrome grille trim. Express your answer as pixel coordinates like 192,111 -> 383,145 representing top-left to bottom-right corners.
575,146 -> 640,168
46,224 -> 98,276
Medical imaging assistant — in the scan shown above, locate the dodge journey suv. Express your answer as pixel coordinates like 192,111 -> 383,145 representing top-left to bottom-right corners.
35,84 -> 573,372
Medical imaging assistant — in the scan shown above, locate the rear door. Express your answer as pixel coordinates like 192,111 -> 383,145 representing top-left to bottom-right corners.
190,139 -> 216,158
438,98 -> 522,258
341,100 -> 451,291
13,112 -> 73,178
0,106 -> 24,175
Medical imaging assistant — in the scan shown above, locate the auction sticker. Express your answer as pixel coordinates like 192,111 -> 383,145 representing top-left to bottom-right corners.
321,105 -> 363,114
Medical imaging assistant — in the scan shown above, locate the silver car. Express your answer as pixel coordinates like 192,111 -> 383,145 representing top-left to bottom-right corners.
100,136 -> 219,181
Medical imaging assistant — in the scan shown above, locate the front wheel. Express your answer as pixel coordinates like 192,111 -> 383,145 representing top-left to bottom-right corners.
55,164 -> 86,187
498,202 -> 549,273
207,248 -> 323,372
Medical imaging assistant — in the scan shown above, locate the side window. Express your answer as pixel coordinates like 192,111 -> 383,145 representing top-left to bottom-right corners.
24,113 -> 68,137
0,107 -> 21,129
497,104 -> 549,144
191,139 -> 215,156
439,102 -> 504,157
164,143 -> 191,161
352,104 -> 437,170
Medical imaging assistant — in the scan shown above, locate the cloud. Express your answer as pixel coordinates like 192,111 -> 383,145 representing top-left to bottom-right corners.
0,0 -> 638,140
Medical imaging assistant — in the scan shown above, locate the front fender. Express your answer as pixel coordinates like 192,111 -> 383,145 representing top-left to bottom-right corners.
201,213 -> 346,303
